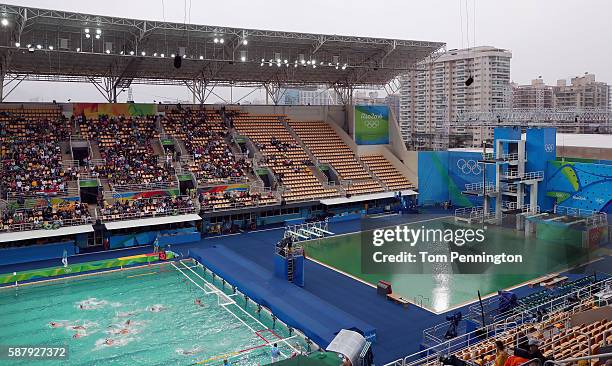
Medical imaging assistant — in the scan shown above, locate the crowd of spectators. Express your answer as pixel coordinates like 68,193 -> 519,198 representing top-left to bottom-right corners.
81,115 -> 176,186
0,201 -> 91,232
0,118 -> 75,196
198,190 -> 275,210
165,110 -> 250,183
99,196 -> 195,220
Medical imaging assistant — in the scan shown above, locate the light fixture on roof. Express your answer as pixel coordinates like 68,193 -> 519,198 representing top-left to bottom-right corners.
14,42 -> 19,47
219,38 -> 224,44
213,38 -> 219,43
311,59 -> 316,65
182,54 -> 186,58
341,64 -> 347,70
95,34 -> 100,39
312,64 -> 316,69
160,53 -> 165,58
242,39 -> 248,46
36,44 -> 42,49
1,18 -> 8,27
48,45 -> 54,50
335,65 -> 339,70
240,50 -> 247,62
77,47 -> 81,52
106,49 -> 111,54
129,50 -> 134,55
153,52 -> 157,56
95,28 -> 102,35
84,28 -> 90,34
171,53 -> 175,58
306,60 -> 311,65
28,45 -> 34,52
119,50 -> 123,55
199,55 -> 204,60
260,62 -> 264,67
141,51 -> 146,56
85,33 -> 91,39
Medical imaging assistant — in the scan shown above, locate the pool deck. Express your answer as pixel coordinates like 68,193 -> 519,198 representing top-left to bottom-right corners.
2,210 -> 610,365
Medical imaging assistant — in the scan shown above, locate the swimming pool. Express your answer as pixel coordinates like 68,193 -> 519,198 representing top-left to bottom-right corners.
0,260 -> 311,366
302,217 -> 598,313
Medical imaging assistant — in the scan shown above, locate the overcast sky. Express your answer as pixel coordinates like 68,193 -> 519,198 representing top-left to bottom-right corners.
7,0 -> 612,103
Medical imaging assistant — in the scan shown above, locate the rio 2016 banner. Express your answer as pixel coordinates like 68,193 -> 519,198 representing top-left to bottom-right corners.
354,105 -> 389,145
73,103 -> 157,119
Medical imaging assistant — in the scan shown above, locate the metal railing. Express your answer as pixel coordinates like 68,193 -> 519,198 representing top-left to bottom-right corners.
99,206 -> 197,223
200,196 -> 279,213
6,187 -> 80,201
0,216 -> 93,233
502,170 -> 544,180
464,182 -> 497,193
111,181 -> 178,193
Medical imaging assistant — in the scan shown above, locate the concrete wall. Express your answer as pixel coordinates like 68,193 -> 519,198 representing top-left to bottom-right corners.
558,146 -> 612,161
235,104 -> 346,126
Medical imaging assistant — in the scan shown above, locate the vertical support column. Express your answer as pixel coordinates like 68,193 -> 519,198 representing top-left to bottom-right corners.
0,69 -> 4,103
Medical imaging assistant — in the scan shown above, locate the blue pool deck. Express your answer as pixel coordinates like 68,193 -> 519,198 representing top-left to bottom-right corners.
1,211 -> 610,365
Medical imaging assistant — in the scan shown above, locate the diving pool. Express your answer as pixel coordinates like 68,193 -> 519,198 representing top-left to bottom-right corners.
0,260 -> 310,365
302,217 -> 598,313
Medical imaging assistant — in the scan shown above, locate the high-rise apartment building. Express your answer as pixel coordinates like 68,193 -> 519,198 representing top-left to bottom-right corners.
511,77 -> 554,109
399,46 -> 512,150
553,73 -> 610,109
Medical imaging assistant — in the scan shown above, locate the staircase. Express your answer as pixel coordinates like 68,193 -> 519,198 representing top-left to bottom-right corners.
89,141 -> 103,160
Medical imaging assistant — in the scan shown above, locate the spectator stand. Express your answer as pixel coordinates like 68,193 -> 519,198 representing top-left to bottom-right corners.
420,277 -> 610,352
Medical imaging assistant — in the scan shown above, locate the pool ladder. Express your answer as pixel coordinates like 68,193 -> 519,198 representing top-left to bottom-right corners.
414,294 -> 430,307
287,254 -> 295,282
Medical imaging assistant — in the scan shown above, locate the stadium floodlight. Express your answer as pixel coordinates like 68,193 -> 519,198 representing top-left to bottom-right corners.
213,38 -> 219,43
242,39 -> 248,46
1,18 -> 8,27
141,51 -> 146,56
28,46 -> 34,52
311,59 -> 316,65
36,44 -> 42,49
119,50 -> 123,55
320,61 -> 324,65
283,59 -> 288,64
153,52 -> 157,56
260,62 -> 264,67
240,50 -> 247,62
77,47 -> 81,52
106,49 -> 111,54
129,50 -> 134,55
48,45 -> 54,50
95,34 -> 100,39
301,60 -> 306,65
85,33 -> 91,39
182,54 -> 187,58
171,53 -> 175,58
84,28 -> 90,34
342,64 -> 347,70
312,64 -> 317,69
160,53 -> 164,58
199,55 -> 204,60
95,28 -> 102,35
14,42 -> 19,47
241,56 -> 246,62
219,38 -> 225,44
306,60 -> 311,65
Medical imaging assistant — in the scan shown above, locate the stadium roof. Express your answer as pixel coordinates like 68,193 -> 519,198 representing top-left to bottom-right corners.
0,3 -> 444,93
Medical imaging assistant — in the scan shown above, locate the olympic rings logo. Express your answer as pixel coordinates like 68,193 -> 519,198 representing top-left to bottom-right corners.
544,144 -> 554,153
365,120 -> 380,128
456,159 -> 482,175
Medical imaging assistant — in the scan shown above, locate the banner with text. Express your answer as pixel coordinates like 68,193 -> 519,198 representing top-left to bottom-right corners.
354,105 -> 389,145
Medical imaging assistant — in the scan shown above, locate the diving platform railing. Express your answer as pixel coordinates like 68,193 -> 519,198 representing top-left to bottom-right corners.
284,220 -> 333,242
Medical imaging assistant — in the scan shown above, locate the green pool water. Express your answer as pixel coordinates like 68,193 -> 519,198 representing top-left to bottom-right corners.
303,218 -> 597,313
0,261 -> 309,366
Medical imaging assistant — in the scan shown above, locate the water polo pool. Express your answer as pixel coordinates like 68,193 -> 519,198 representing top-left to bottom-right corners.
0,260 -> 312,366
